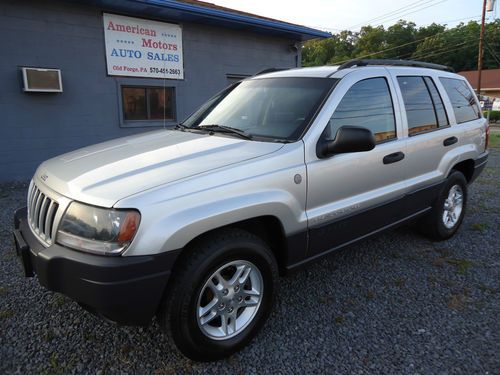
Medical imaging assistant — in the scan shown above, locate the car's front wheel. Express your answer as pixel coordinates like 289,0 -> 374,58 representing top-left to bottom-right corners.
158,228 -> 278,361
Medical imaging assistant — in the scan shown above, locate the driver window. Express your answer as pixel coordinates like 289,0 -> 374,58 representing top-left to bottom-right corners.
327,77 -> 396,143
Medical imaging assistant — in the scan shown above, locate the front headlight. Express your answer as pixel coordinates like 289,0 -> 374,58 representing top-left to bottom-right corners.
56,202 -> 141,255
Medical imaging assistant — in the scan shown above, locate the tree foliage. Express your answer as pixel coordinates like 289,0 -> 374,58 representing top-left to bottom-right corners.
302,19 -> 500,71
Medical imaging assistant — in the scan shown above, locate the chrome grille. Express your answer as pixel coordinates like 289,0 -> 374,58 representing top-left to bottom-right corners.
27,183 -> 59,246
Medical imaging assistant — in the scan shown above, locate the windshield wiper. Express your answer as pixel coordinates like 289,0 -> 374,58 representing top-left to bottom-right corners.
175,123 -> 189,131
198,124 -> 253,140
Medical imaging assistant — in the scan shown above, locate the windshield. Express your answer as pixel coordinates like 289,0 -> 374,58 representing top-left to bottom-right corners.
182,77 -> 336,141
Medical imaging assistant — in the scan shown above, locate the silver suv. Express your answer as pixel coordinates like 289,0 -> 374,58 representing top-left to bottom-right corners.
13,60 -> 489,361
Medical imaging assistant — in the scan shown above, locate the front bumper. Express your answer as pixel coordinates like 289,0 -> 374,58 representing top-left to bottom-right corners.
13,207 -> 180,325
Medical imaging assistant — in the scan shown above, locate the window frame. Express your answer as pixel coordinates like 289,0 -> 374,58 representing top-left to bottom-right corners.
184,77 -> 338,142
120,84 -> 177,128
327,76 -> 398,145
438,77 -> 482,125
397,75 -> 450,138
423,76 -> 449,129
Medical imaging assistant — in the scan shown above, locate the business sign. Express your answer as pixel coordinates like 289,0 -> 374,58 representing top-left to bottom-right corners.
103,13 -> 183,79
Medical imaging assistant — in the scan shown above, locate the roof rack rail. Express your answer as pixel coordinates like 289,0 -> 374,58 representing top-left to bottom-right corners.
337,59 -> 454,72
254,67 -> 291,76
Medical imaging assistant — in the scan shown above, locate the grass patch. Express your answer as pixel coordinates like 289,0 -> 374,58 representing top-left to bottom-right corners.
478,284 -> 498,294
119,345 -> 133,365
0,287 -> 7,296
446,258 -> 474,275
319,295 -> 333,304
2,251 -> 17,261
481,190 -> 496,198
334,315 -> 345,324
53,294 -> 68,308
427,274 -> 438,283
488,132 -> 500,148
447,292 -> 469,310
48,353 -> 64,375
477,177 -> 500,187
443,279 -> 456,288
394,277 -> 406,287
471,223 -> 488,232
432,257 -> 446,268
366,290 -> 376,300
434,247 -> 452,257
0,310 -> 14,319
83,330 -> 97,342
43,329 -> 57,342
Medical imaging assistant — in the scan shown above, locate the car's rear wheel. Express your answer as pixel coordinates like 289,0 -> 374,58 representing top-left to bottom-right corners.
158,228 -> 278,361
419,171 -> 467,241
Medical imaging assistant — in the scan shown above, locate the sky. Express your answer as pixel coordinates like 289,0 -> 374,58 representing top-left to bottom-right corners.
207,0 -> 498,32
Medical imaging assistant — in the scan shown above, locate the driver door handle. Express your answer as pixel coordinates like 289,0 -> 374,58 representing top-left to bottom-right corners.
383,151 -> 405,165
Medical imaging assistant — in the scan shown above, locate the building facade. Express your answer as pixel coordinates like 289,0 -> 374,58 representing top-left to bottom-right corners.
459,69 -> 500,100
0,0 -> 327,181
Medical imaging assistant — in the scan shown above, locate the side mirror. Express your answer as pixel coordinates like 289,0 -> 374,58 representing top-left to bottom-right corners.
317,126 -> 376,158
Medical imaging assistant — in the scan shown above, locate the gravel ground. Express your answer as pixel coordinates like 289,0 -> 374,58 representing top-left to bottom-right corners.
1,151 -> 499,375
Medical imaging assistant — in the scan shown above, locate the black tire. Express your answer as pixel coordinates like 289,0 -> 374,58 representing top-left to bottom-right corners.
419,171 -> 468,241
158,228 -> 278,361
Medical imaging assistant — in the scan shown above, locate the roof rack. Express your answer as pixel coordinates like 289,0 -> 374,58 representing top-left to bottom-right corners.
337,59 -> 454,72
254,67 -> 291,76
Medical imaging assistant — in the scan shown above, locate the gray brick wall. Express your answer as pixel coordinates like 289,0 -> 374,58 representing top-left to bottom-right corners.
0,0 -> 299,181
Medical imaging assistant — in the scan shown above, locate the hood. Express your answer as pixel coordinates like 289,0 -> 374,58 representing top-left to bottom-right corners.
35,129 -> 283,207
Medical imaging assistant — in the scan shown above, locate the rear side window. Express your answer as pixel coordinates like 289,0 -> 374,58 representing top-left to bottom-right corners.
397,76 -> 446,135
329,77 -> 396,143
424,77 -> 448,127
439,78 -> 481,124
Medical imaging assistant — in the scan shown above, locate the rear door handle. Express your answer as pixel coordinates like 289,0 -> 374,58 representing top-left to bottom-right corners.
443,136 -> 458,146
383,151 -> 405,165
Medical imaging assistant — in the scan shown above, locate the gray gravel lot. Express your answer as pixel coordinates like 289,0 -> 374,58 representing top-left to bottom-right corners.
1,151 -> 499,375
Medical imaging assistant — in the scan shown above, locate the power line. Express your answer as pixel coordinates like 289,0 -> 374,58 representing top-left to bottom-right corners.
371,0 -> 450,27
485,41 -> 500,64
329,17 -> 500,65
438,15 -> 482,24
304,24 -> 343,32
395,34 -> 479,59
349,0 -> 449,30
348,0 -> 431,29
308,13 -> 483,35
408,42 -> 474,60
330,26 -> 475,64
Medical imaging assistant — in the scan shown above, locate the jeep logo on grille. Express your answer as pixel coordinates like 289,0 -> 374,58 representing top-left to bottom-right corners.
40,174 -> 48,182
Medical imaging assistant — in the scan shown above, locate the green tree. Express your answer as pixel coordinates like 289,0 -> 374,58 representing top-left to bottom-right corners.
354,25 -> 386,59
301,19 -> 500,72
385,20 -> 417,58
302,31 -> 355,66
483,19 -> 500,69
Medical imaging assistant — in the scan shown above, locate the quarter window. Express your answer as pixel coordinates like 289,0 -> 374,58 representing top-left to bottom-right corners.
424,77 -> 448,127
439,78 -> 481,124
122,86 -> 175,121
328,77 -> 396,143
397,76 -> 443,135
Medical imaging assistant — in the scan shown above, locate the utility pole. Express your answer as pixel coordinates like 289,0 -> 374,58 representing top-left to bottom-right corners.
477,0 -> 487,97
477,0 -> 496,96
